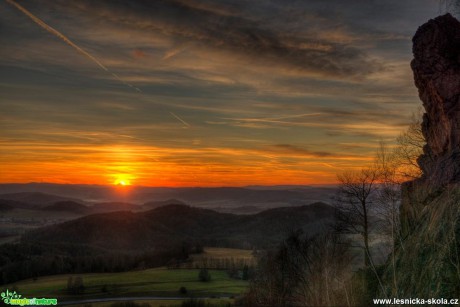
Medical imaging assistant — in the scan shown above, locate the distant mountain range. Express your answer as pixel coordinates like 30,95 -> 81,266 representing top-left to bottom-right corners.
0,192 -> 199,215
0,183 -> 336,213
0,185 -> 338,248
0,190 -> 336,245
0,192 -> 85,207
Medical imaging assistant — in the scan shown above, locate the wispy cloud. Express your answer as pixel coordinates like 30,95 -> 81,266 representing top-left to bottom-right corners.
268,144 -> 334,158
52,0 -> 383,79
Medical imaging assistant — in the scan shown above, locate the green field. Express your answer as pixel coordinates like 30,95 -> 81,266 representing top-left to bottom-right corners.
1,247 -> 251,306
3,268 -> 248,299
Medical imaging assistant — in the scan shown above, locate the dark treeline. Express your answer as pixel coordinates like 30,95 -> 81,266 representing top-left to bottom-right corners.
0,241 -> 202,285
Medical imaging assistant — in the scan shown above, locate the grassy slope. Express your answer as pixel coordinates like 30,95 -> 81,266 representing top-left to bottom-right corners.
381,187 -> 460,298
3,268 -> 247,298
2,248 -> 251,300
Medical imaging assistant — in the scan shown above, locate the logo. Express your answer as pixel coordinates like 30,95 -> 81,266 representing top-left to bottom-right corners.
1,289 -> 57,306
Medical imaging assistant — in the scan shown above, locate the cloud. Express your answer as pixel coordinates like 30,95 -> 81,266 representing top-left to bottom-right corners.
0,0 -> 440,186
268,144 -> 334,158
49,0 -> 382,79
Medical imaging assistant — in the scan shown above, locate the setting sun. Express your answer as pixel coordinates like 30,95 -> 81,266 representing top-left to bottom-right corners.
114,176 -> 132,186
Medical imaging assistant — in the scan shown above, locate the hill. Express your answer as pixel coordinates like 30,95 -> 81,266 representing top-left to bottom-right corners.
0,202 -> 335,284
41,201 -> 91,214
0,203 -> 13,212
143,198 -> 185,210
22,203 -> 335,251
90,202 -> 141,213
0,184 -> 336,212
0,199 -> 29,211
0,192 -> 85,208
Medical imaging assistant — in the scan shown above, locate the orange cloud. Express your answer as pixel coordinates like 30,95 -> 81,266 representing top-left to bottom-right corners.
0,141 -> 374,187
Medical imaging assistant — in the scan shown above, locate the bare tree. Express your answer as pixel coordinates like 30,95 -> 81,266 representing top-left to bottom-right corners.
335,168 -> 378,267
393,111 -> 425,180
374,142 -> 404,293
334,165 -> 392,298
303,232 -> 353,306
244,231 -> 352,307
375,142 -> 403,245
375,111 -> 425,293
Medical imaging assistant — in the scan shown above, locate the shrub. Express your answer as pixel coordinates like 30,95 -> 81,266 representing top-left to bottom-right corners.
198,268 -> 211,282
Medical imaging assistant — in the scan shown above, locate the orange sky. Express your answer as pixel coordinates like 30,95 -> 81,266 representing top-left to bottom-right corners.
0,1 -> 437,187
0,143 -> 375,186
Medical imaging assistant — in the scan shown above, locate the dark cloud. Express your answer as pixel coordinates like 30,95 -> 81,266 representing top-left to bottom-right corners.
269,144 -> 334,158
45,0 -> 381,79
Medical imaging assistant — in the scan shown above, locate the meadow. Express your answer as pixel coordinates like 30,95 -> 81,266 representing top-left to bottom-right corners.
2,248 -> 251,305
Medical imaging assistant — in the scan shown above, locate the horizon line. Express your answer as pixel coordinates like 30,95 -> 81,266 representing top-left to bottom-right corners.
0,182 -> 339,188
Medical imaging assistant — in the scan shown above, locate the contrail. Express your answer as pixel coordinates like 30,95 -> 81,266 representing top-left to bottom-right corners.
6,0 -> 191,127
5,0 -> 141,93
170,112 -> 190,127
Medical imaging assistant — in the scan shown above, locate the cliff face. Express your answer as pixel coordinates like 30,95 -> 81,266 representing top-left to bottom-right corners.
411,14 -> 460,186
382,14 -> 460,298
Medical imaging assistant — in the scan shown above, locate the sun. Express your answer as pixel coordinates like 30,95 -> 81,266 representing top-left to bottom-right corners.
114,176 -> 132,186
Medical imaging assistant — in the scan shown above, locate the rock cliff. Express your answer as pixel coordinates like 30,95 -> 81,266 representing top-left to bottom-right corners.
412,13 -> 460,187
382,14 -> 460,299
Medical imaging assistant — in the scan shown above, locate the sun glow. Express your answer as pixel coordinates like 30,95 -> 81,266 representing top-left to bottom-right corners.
1,144 -> 375,186
118,180 -> 128,186
114,176 -> 132,186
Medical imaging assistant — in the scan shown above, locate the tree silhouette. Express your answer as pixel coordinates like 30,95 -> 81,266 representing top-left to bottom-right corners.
334,168 -> 378,267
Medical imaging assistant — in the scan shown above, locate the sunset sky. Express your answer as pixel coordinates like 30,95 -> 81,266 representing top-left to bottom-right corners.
0,0 -> 444,186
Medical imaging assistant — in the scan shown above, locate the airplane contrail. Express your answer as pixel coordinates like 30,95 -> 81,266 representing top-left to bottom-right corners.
5,0 -> 141,93
170,112 -> 190,128
6,0 -> 192,127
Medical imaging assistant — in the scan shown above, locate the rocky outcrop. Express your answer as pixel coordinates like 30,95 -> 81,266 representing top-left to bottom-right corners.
400,13 -> 460,238
381,14 -> 460,299
411,13 -> 460,187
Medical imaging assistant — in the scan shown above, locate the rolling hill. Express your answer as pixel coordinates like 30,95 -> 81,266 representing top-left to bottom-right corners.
41,201 -> 92,214
1,202 -> 336,284
0,183 -> 336,213
22,203 -> 336,250
143,198 -> 185,210
0,192 -> 86,208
